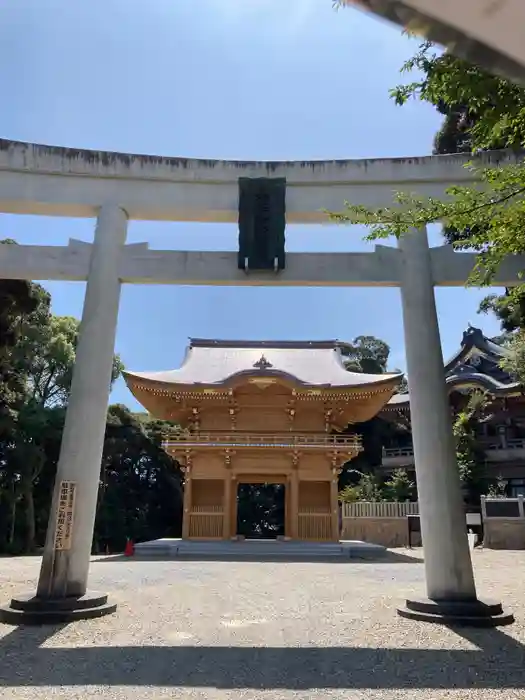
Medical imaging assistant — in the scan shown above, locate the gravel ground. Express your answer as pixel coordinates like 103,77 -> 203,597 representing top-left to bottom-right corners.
0,548 -> 524,700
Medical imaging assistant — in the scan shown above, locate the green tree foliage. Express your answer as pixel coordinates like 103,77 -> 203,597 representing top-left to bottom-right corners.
487,476 -> 508,498
478,291 -> 525,334
0,260 -> 42,437
500,330 -> 525,385
338,484 -> 360,503
339,469 -> 418,503
330,161 -> 525,308
330,14 -> 525,328
0,276 -> 52,551
331,41 -> 525,331
341,335 -> 390,374
339,473 -> 383,502
95,405 -> 183,553
388,42 -> 525,332
339,336 -> 408,490
12,310 -> 124,408
390,42 -> 525,154
339,469 -> 417,503
0,272 -> 179,553
0,401 -> 183,555
0,282 -> 126,551
383,468 -> 416,502
452,390 -> 491,504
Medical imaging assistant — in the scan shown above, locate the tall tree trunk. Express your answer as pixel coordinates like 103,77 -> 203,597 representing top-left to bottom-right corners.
22,482 -> 36,553
9,499 -> 16,546
8,482 -> 17,546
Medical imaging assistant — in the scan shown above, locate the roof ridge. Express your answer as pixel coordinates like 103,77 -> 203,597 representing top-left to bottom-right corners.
188,338 -> 342,349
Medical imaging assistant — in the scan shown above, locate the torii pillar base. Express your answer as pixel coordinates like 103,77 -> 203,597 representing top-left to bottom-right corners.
0,591 -> 116,626
397,598 -> 514,627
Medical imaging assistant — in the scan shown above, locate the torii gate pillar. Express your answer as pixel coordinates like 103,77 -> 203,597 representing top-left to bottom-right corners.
0,205 -> 127,624
397,226 -> 513,626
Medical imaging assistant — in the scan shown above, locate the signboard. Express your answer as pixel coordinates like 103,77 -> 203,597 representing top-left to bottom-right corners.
466,512 -> 482,527
238,177 -> 286,272
485,499 -> 521,518
54,480 -> 77,551
407,515 -> 420,548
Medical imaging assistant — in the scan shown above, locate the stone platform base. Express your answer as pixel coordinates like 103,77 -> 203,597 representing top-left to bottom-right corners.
132,538 -> 386,562
0,591 -> 117,626
397,597 -> 514,627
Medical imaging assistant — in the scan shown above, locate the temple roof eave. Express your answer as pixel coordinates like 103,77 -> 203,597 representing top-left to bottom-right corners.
445,372 -> 521,395
123,369 -> 403,395
384,374 -> 522,411
444,326 -> 509,372
384,326 -> 520,412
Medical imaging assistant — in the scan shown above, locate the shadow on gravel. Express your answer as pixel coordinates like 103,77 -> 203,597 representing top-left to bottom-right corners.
0,622 -> 523,690
93,550 -> 421,564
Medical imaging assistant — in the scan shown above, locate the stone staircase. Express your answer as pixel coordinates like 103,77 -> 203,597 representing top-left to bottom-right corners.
132,538 -> 386,561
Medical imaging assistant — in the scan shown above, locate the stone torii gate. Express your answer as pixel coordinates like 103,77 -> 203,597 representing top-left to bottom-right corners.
0,139 -> 520,626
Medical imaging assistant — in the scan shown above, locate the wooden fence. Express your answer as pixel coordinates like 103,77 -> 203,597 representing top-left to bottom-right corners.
340,501 -> 419,547
298,513 -> 332,541
341,501 -> 419,519
188,506 -> 224,539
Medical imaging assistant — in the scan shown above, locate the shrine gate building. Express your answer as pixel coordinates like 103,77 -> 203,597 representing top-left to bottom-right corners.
124,338 -> 401,542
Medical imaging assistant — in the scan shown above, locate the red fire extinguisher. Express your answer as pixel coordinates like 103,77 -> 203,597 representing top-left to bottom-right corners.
124,538 -> 135,557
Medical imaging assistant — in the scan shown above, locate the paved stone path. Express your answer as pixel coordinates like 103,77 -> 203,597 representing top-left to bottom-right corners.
0,549 -> 524,699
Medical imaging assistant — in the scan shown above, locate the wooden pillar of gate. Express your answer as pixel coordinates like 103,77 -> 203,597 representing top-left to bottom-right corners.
182,472 -> 192,539
290,452 -> 300,540
330,476 -> 340,542
223,475 -> 232,539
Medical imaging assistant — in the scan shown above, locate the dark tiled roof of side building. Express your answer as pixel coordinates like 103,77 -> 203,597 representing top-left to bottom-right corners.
384,326 -> 519,409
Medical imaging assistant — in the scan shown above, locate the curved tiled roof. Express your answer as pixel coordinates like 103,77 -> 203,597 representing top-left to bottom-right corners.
124,339 -> 402,390
385,326 -> 519,409
443,326 -> 508,371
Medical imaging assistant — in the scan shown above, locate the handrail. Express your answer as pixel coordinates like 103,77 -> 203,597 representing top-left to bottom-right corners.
383,437 -> 525,458
383,446 -> 414,457
483,438 -> 525,450
162,432 -> 361,449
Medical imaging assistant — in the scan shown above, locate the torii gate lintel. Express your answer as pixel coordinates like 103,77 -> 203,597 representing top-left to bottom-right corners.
1,239 -> 523,288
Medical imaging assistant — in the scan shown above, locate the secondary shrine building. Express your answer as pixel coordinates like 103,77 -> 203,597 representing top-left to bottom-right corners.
124,339 -> 401,542
381,326 -> 525,496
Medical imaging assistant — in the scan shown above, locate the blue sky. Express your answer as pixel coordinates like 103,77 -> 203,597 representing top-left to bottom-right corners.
0,0 -> 504,410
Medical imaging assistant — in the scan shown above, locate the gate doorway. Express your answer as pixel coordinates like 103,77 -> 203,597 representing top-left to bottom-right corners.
236,482 -> 286,539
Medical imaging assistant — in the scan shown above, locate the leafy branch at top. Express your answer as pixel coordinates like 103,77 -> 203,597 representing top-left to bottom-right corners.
391,43 -> 525,153
328,161 -> 525,285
